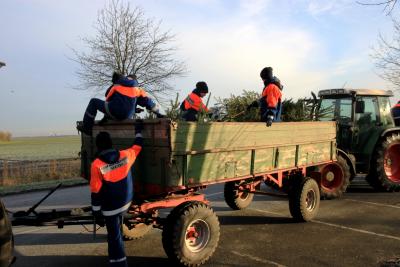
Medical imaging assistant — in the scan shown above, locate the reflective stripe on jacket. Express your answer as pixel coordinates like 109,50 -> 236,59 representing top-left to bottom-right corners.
183,92 -> 209,112
90,143 -> 142,216
106,86 -> 147,101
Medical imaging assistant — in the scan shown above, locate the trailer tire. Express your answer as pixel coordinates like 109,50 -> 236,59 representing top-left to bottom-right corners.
162,201 -> 220,267
320,156 -> 351,199
0,198 -> 14,267
289,177 -> 320,222
367,133 -> 400,192
122,222 -> 152,240
224,180 -> 254,210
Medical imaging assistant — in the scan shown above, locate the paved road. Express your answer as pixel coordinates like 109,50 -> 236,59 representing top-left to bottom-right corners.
3,178 -> 400,267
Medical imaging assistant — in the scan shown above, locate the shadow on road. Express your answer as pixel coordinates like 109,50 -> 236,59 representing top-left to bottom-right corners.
218,215 -> 295,225
15,232 -> 107,245
13,253 -> 172,267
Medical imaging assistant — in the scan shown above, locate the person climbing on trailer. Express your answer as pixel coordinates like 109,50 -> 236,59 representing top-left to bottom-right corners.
392,100 -> 400,126
77,72 -> 164,136
90,122 -> 143,267
248,67 -> 283,126
180,81 -> 209,121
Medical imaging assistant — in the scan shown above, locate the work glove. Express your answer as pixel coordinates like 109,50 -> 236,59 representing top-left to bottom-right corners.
135,107 -> 144,114
155,112 -> 166,118
135,119 -> 144,134
93,210 -> 105,227
266,115 -> 274,127
247,100 -> 259,111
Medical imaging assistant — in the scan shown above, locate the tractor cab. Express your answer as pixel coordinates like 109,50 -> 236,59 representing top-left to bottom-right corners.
316,89 -> 397,175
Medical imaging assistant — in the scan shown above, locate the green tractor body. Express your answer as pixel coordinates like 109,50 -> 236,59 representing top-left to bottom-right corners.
317,88 -> 400,192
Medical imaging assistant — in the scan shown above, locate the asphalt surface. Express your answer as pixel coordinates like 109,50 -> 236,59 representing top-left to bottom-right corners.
3,177 -> 400,267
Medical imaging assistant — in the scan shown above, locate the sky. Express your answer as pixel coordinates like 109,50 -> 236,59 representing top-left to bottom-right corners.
0,0 -> 398,136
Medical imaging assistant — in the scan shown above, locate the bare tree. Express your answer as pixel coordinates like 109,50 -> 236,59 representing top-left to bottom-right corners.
372,19 -> 400,89
71,0 -> 186,100
357,0 -> 398,15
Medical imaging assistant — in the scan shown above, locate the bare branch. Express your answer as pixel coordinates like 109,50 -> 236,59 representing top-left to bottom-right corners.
357,0 -> 398,15
70,0 -> 186,98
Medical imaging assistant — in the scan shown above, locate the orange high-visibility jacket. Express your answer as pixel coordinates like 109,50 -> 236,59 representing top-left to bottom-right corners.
183,92 -> 209,112
262,83 -> 282,108
106,85 -> 147,101
90,140 -> 142,216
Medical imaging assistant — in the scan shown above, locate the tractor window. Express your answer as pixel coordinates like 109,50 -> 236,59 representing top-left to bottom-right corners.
318,98 -> 352,122
378,97 -> 394,126
355,97 -> 378,128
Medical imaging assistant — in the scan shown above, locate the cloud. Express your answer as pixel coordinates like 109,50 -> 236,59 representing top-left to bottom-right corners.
307,0 -> 351,16
239,0 -> 271,16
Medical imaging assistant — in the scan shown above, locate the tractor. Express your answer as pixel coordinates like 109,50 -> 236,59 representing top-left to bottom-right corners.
315,88 -> 400,198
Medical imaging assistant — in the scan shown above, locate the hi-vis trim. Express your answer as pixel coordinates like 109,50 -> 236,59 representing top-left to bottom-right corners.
110,257 -> 127,263
100,157 -> 128,175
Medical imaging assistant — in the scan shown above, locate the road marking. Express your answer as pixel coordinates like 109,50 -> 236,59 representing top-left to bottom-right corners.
250,208 -> 400,242
344,199 -> 400,209
231,250 -> 286,267
312,220 -> 400,241
14,226 -> 53,235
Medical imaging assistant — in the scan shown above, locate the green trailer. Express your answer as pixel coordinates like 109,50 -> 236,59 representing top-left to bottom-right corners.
79,119 -> 343,267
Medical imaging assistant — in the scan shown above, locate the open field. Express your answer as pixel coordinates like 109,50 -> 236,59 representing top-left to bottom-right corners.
0,135 -> 81,161
0,136 -> 82,192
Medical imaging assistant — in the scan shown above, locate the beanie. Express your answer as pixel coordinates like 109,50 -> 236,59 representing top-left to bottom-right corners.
260,67 -> 273,80
196,81 -> 208,93
96,132 -> 113,152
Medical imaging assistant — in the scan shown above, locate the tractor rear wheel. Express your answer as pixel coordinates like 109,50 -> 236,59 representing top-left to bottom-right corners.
367,133 -> 400,192
320,156 -> 351,199
162,201 -> 220,267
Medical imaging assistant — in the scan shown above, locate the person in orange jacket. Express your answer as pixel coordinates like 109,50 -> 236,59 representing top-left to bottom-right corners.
90,121 -> 143,267
392,101 -> 400,126
248,67 -> 283,126
180,81 -> 209,121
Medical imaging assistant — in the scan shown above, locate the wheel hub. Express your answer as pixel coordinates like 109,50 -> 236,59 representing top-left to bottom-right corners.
326,171 -> 335,182
306,189 -> 316,211
185,219 -> 210,253
384,143 -> 400,183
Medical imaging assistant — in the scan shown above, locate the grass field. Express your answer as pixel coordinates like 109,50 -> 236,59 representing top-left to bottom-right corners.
0,135 -> 81,160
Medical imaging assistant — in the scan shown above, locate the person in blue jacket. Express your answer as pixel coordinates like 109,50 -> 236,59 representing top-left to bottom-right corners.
90,122 -> 143,267
77,72 -> 164,136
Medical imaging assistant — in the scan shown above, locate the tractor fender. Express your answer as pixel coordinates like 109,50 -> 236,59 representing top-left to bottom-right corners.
380,127 -> 400,138
337,149 -> 356,177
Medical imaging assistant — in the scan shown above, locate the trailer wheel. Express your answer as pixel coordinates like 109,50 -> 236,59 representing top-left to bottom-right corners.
224,180 -> 254,210
0,198 -> 14,267
320,156 -> 350,199
289,177 -> 320,222
122,222 -> 152,240
162,201 -> 220,267
367,133 -> 400,192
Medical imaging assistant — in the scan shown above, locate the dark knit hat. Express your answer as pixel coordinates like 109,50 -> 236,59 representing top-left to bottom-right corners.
260,67 -> 273,80
112,72 -> 123,83
96,132 -> 113,152
196,81 -> 208,93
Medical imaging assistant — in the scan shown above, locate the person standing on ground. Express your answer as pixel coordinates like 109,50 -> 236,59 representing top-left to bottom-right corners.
90,122 -> 144,267
180,81 -> 209,121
